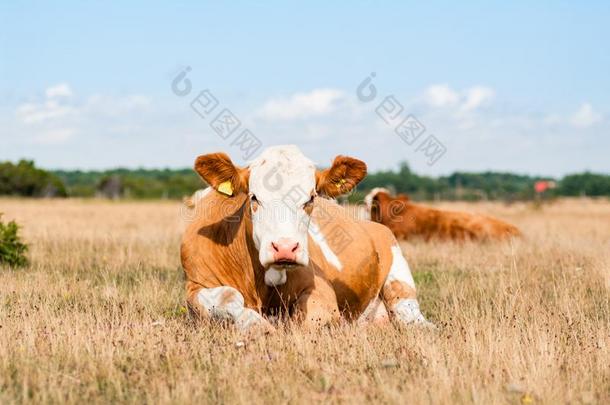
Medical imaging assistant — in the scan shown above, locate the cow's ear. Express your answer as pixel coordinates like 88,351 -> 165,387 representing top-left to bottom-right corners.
316,156 -> 367,198
194,153 -> 249,196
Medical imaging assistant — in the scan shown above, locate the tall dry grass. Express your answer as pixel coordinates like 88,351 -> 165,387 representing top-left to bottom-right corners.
0,197 -> 608,404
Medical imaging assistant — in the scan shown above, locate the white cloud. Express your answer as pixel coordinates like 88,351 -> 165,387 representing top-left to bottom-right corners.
423,84 -> 494,112
541,103 -> 603,129
419,84 -> 495,130
569,103 -> 602,128
45,83 -> 73,98
461,86 -> 494,112
17,83 -> 77,124
13,83 -> 153,145
16,99 -> 75,124
423,84 -> 459,107
257,88 -> 345,121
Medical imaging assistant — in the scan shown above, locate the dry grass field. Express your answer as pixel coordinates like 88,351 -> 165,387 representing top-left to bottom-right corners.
0,197 -> 608,404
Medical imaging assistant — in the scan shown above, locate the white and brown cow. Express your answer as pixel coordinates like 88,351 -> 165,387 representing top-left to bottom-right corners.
365,188 -> 521,242
181,145 -> 432,331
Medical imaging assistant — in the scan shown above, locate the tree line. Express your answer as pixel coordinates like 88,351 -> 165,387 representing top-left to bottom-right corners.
1,159 -> 609,201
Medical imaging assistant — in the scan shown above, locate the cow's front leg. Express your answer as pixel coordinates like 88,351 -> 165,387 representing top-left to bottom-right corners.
293,275 -> 340,328
382,245 -> 435,328
187,286 -> 273,333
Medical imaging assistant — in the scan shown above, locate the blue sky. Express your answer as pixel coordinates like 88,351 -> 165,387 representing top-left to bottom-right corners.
1,1 -> 609,176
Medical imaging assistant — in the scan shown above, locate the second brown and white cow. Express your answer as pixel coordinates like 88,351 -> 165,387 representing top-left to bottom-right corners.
181,146 -> 432,331
365,188 -> 521,242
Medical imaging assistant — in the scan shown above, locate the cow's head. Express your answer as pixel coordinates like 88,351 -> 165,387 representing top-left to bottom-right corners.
364,187 -> 392,222
195,145 -> 366,270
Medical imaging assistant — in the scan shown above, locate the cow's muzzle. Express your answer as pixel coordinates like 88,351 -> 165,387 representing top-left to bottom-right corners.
271,238 -> 300,263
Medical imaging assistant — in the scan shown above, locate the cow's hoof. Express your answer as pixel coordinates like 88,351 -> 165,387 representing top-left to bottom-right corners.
392,299 -> 438,330
393,315 -> 437,330
243,321 -> 276,339
236,309 -> 276,336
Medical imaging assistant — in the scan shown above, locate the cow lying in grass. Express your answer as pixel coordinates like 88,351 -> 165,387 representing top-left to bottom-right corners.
181,146 -> 433,332
365,188 -> 521,242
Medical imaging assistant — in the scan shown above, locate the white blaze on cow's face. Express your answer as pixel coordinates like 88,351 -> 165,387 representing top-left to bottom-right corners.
248,146 -> 316,269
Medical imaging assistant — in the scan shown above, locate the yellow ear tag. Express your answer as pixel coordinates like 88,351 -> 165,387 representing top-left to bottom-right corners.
217,181 -> 233,196
335,178 -> 347,189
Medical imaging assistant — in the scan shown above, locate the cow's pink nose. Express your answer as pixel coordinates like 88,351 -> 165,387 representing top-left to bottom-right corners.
271,238 -> 299,262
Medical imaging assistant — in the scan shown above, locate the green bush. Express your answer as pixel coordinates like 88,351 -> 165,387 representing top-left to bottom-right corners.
0,214 -> 29,267
560,172 -> 610,196
0,160 -> 67,197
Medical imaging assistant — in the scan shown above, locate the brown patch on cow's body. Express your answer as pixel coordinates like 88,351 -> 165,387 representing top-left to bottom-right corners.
370,191 -> 521,242
219,288 -> 240,307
